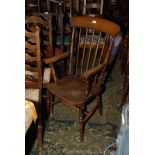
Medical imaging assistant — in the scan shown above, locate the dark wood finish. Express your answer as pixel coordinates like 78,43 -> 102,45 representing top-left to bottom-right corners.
26,15 -> 55,118
46,0 -> 65,51
120,49 -> 129,109
119,33 -> 129,74
119,33 -> 129,109
45,16 -> 120,142
25,15 -> 53,58
25,27 -> 42,89
82,0 -> 104,16
77,15 -> 120,57
103,0 -> 129,19
26,0 -> 41,12
46,0 -> 80,51
25,27 -> 43,148
120,66 -> 128,109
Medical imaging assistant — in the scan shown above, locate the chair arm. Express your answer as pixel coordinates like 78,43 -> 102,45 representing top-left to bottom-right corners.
81,64 -> 106,96
81,64 -> 105,80
43,52 -> 69,64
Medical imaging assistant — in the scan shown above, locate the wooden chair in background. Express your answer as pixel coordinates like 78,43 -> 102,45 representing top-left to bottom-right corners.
44,16 -> 120,142
25,15 -> 53,57
46,0 -> 79,52
119,33 -> 129,109
25,15 -> 55,118
78,0 -> 105,49
25,15 -> 68,117
119,33 -> 128,74
26,0 -> 41,13
82,0 -> 104,16
120,50 -> 128,109
25,27 -> 43,148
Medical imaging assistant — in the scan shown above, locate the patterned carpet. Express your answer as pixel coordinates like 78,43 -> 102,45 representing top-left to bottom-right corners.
26,58 -> 127,155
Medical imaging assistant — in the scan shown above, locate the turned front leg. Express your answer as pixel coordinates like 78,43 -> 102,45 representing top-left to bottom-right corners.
79,106 -> 85,142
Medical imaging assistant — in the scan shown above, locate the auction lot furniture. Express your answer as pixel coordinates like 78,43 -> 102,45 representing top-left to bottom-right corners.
44,16 -> 120,142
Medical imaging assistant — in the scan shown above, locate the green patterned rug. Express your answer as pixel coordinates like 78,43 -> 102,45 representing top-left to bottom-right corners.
26,59 -> 126,155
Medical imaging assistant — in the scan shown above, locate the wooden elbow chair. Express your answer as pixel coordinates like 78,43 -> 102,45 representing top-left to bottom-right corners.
44,16 -> 120,142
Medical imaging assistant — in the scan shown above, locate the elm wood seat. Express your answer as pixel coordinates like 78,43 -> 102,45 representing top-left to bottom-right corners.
25,27 -> 43,148
48,77 -> 99,106
44,16 -> 120,142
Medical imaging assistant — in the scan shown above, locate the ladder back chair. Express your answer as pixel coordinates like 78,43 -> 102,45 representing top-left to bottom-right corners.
44,16 -> 120,142
25,27 -> 43,148
25,15 -> 53,58
25,15 -> 55,117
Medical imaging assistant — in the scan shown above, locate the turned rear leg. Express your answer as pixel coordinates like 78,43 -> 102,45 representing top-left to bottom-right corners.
96,93 -> 102,116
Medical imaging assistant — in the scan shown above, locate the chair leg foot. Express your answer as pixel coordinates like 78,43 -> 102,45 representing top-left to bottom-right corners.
97,94 -> 102,116
80,123 -> 85,142
51,94 -> 55,115
46,91 -> 51,118
120,81 -> 128,109
79,107 -> 85,142
120,91 -> 128,109
37,124 -> 43,149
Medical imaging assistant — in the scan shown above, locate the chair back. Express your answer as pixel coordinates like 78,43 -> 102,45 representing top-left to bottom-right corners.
69,16 -> 120,84
25,27 -> 43,89
82,0 -> 104,16
25,15 -> 53,57
26,0 -> 41,12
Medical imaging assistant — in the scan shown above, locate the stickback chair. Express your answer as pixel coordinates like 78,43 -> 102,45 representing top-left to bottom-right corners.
25,27 -> 43,148
44,16 -> 120,142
